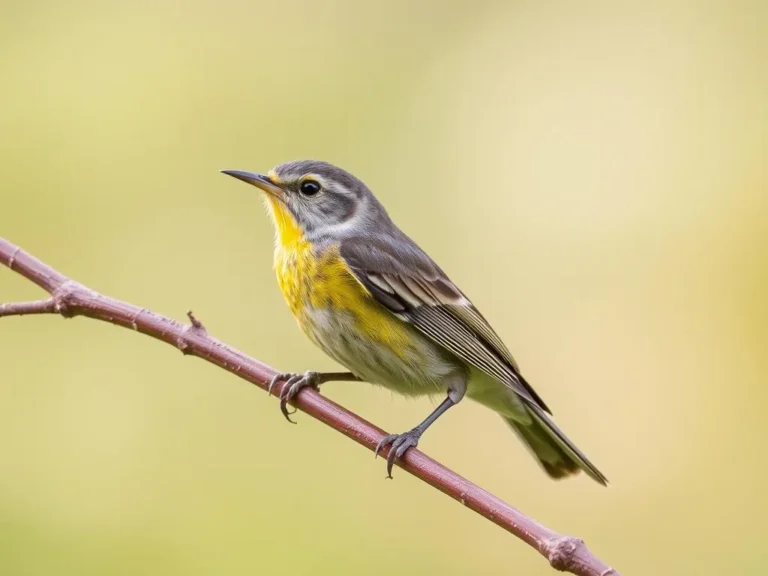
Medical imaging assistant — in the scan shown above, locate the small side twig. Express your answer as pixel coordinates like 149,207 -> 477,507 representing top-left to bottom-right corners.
0,298 -> 56,317
0,236 -> 619,576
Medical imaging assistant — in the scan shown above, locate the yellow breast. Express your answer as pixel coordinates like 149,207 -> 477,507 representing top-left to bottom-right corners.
266,196 -> 412,355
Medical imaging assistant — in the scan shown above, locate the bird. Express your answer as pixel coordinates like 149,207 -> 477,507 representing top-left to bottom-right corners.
221,160 -> 607,485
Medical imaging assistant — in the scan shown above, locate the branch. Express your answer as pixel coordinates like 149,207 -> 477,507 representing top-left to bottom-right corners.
0,298 -> 56,317
0,237 -> 618,576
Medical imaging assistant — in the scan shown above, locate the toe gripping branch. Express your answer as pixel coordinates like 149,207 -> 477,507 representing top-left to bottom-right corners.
268,371 -> 322,422
268,371 -> 359,423
374,395 -> 456,478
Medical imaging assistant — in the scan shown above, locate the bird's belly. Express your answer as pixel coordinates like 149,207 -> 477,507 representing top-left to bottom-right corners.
274,241 -> 459,395
304,306 -> 458,397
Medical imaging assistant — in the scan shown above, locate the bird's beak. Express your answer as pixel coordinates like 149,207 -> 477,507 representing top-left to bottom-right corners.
220,169 -> 284,197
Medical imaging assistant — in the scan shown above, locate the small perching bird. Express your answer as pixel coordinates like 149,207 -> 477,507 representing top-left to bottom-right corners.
221,160 -> 607,485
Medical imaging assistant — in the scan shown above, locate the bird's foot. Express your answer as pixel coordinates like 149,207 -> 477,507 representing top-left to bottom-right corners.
374,428 -> 422,479
267,371 -> 321,423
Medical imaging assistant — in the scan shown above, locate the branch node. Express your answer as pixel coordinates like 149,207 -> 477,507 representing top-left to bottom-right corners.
52,280 -> 79,318
546,536 -> 586,572
7,246 -> 21,270
176,329 -> 191,354
175,311 -> 207,355
130,308 -> 146,330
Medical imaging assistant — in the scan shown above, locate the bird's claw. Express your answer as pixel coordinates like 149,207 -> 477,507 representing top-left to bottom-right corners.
374,429 -> 422,479
267,371 -> 320,423
268,372 -> 292,396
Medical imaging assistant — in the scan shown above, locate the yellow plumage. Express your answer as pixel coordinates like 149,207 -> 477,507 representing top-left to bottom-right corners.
265,196 -> 413,357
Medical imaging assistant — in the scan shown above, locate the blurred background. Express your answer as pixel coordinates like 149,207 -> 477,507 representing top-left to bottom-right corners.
1,1 -> 766,574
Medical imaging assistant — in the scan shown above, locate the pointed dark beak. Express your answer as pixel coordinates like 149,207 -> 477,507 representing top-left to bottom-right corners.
220,169 -> 283,196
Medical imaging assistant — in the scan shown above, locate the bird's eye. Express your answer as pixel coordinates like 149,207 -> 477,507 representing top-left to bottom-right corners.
299,179 -> 321,197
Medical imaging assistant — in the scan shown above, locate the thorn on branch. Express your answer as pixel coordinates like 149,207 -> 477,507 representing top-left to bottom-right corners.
187,310 -> 207,332
176,311 -> 207,355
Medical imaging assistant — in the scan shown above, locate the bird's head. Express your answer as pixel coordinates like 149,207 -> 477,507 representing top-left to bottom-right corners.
222,160 -> 386,245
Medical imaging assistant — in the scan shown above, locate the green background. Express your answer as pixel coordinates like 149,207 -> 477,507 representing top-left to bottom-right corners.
1,1 -> 766,574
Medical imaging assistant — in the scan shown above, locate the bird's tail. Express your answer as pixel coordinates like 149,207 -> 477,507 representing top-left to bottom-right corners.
504,404 -> 608,486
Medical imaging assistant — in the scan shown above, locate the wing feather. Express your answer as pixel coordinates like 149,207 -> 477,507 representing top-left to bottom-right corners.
340,234 -> 551,413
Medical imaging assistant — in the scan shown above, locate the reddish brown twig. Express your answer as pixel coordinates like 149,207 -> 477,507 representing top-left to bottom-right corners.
0,236 -> 618,576
0,298 -> 56,317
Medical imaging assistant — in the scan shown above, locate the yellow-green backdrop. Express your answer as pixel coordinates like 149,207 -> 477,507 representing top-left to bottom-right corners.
1,1 -> 766,574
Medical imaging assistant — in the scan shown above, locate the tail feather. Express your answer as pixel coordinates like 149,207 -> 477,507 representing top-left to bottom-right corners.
505,404 -> 608,486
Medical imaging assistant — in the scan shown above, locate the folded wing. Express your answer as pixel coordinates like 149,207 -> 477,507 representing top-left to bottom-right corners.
340,234 -> 551,413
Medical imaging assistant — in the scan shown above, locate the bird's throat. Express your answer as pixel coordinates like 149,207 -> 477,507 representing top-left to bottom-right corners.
265,196 -> 305,249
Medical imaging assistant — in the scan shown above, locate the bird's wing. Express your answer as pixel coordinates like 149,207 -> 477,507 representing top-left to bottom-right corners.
339,233 -> 551,413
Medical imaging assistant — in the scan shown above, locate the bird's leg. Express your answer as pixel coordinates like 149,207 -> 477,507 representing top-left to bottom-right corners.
268,371 -> 360,423
374,395 -> 457,479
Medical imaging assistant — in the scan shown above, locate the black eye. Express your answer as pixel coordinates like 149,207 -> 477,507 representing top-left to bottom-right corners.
299,179 -> 321,196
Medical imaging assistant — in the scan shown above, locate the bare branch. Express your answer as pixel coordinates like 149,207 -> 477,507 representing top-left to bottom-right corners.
0,236 -> 618,576
0,298 -> 56,317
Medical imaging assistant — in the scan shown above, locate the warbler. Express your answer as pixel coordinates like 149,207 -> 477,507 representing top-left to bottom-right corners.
221,160 -> 607,484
